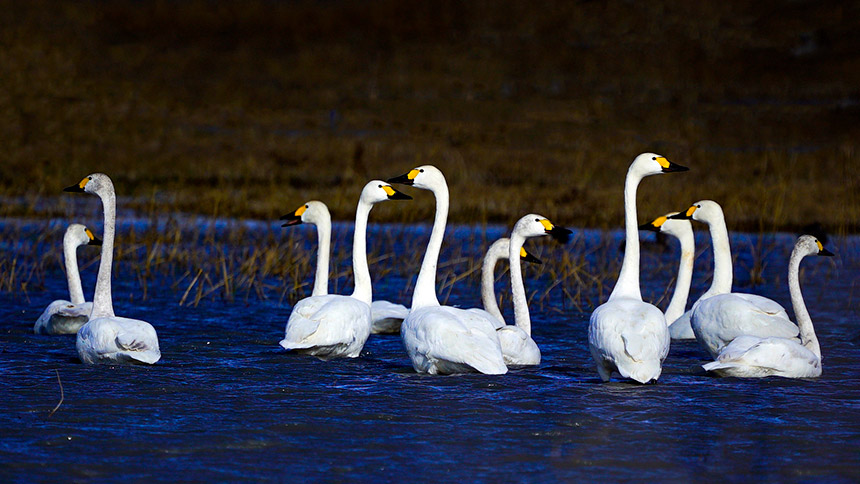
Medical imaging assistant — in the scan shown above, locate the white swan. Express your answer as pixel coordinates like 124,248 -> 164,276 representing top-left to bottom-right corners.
469,237 -> 542,328
638,213 -> 695,339
669,200 -> 796,357
33,224 -> 102,335
280,200 -> 409,334
702,235 -> 834,378
588,152 -> 688,383
279,181 -> 411,359
496,214 -> 571,366
389,165 -> 507,375
64,174 -> 161,365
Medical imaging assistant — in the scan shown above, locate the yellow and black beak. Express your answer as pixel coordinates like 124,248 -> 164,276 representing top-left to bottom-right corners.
382,185 -> 412,200
85,228 -> 102,246
816,240 -> 835,257
63,177 -> 89,193
669,205 -> 697,220
280,205 -> 307,227
639,215 -> 669,232
656,156 -> 689,173
520,247 -> 542,265
387,168 -> 420,186
540,219 -> 572,243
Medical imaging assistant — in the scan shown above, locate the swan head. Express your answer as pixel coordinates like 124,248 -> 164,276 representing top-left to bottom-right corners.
514,214 -> 572,243
795,234 -> 835,258
668,199 -> 723,224
386,165 -> 446,191
280,200 -> 330,227
639,212 -> 692,239
64,173 -> 113,196
65,223 -> 102,247
629,152 -> 688,178
361,180 -> 412,204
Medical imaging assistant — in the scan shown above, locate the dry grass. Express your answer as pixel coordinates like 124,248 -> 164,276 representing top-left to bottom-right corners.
0,1 -> 857,233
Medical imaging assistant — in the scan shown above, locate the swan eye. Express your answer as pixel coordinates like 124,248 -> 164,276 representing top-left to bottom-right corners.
652,156 -> 656,160
378,184 -> 382,188
88,176 -> 93,180
535,218 -> 540,222
419,169 -> 424,173
305,205 -> 309,209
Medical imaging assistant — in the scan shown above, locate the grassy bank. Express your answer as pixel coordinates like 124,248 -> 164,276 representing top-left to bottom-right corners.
1,1 -> 858,233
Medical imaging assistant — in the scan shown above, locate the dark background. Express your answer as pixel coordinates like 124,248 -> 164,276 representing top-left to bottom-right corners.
1,0 -> 858,231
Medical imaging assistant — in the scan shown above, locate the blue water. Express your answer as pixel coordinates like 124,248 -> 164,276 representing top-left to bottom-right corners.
1,219 -> 859,482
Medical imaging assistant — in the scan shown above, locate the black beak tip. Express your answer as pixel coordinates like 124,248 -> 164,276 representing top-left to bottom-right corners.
387,174 -> 413,185
819,248 -> 835,257
663,163 -> 690,173
548,226 -> 573,244
89,238 -> 103,246
389,191 -> 413,200
523,253 -> 543,265
63,185 -> 84,192
668,212 -> 689,220
639,223 -> 659,232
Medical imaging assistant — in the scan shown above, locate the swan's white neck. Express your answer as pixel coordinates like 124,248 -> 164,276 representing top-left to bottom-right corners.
312,216 -> 331,297
411,181 -> 448,309
508,233 -> 532,335
63,234 -> 85,305
91,185 -> 116,319
349,198 -> 373,306
481,239 -> 508,324
701,212 -> 732,298
788,249 -> 820,359
609,169 -> 643,301
664,229 -> 695,323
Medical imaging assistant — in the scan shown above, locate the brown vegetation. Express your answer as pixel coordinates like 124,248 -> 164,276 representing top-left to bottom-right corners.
1,1 -> 858,233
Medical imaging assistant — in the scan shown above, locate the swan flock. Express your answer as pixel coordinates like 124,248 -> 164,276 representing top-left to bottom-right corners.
37,153 -> 836,383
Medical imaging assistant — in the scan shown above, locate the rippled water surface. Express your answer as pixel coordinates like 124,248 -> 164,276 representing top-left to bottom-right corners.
2,221 -> 859,482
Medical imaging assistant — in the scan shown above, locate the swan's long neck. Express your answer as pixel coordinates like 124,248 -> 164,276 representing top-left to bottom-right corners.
349,199 -> 373,306
481,239 -> 507,324
788,249 -> 820,359
508,233 -> 531,335
701,212 -> 732,298
411,182 -> 448,309
63,234 -> 85,305
312,216 -> 331,297
664,229 -> 695,323
609,170 -> 643,301
91,186 -> 116,319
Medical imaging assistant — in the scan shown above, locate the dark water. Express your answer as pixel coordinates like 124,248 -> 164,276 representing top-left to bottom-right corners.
1,221 -> 859,482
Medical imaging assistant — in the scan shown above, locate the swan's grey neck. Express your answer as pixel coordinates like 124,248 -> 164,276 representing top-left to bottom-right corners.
63,233 -> 85,305
411,181 -> 448,309
91,185 -> 116,319
788,249 -> 820,359
508,233 -> 531,335
609,170 -> 643,301
481,239 -> 508,325
349,199 -> 373,306
664,229 -> 695,323
312,216 -> 331,297
701,212 -> 732,298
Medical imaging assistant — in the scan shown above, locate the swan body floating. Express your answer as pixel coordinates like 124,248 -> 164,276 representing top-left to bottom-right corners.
279,181 -> 411,359
588,153 -> 688,383
389,165 -> 507,375
466,237 -> 542,329
33,224 -> 102,335
670,201 -> 796,357
639,213 -> 695,339
280,200 -> 409,334
703,236 -> 833,378
496,214 -> 571,366
64,174 -> 161,365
